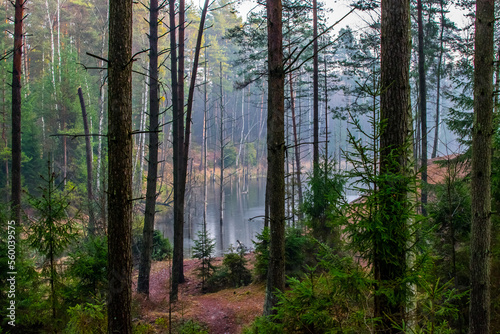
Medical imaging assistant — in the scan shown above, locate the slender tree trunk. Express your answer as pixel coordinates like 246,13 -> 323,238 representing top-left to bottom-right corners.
78,87 -> 96,236
289,71 -> 303,216
431,0 -> 446,159
312,0 -> 319,175
170,0 -> 184,302
187,0 -> 210,173
219,63 -> 225,236
11,0 -> 24,223
263,0 -> 285,316
138,0 -> 160,296
470,0 -> 494,332
107,0 -> 133,332
417,0 -> 427,216
376,0 -> 411,331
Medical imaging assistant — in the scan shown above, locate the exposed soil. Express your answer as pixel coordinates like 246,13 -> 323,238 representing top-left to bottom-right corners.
132,254 -> 265,334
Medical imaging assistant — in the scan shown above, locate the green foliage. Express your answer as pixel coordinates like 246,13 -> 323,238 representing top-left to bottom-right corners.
67,236 -> 108,300
26,165 -> 79,258
206,245 -> 252,292
343,111 -> 418,324
253,227 -> 313,281
301,159 -> 344,244
151,230 -> 173,261
133,322 -> 156,334
175,319 -> 209,334
65,302 -> 107,334
133,229 -> 172,263
192,227 -> 217,291
222,246 -> 252,287
245,245 -> 373,333
223,145 -> 237,168
26,158 -> 79,323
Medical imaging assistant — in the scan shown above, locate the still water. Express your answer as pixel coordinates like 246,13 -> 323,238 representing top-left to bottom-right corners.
156,176 -> 266,257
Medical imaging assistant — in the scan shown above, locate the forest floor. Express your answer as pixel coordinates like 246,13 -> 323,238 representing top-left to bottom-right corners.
132,253 -> 265,334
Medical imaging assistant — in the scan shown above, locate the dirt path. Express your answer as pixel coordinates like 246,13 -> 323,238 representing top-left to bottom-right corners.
133,255 -> 264,333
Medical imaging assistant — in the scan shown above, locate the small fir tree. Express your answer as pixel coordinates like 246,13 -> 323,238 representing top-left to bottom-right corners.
192,227 -> 216,291
26,156 -> 78,322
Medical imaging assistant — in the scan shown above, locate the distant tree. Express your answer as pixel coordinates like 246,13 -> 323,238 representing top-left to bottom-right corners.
263,0 -> 286,316
106,0 -> 133,332
469,0 -> 494,332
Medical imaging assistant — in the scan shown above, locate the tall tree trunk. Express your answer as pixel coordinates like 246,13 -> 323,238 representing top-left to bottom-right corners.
187,0 -> 210,172
138,0 -> 160,296
470,0 -> 494,332
376,0 -> 411,331
107,0 -> 133,332
431,0 -> 446,159
417,0 -> 427,216
263,0 -> 285,316
170,0 -> 184,302
312,0 -> 319,175
78,87 -> 96,236
11,0 -> 24,224
219,63 -> 225,237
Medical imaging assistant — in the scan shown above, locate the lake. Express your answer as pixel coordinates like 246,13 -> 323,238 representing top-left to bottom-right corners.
156,175 -> 267,257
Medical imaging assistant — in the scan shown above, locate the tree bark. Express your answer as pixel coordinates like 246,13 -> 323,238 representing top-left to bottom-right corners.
170,0 -> 184,302
469,0 -> 494,332
107,0 -> 133,332
376,0 -> 411,331
138,0 -> 160,296
78,87 -> 96,236
263,0 -> 285,316
417,0 -> 427,216
11,0 -> 24,224
312,0 -> 319,175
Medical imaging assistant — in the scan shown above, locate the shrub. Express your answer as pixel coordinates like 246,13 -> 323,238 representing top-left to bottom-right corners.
67,236 -> 108,300
175,319 -> 209,334
205,246 -> 252,292
245,247 -> 373,333
133,230 -> 172,264
65,302 -> 107,334
222,247 -> 252,288
253,227 -> 313,281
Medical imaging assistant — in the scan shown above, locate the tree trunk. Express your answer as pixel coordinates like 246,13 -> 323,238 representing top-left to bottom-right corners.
170,0 -> 185,302
289,71 -> 303,217
263,0 -> 285,316
469,0 -> 494,332
431,0 -> 446,159
78,87 -> 96,236
376,0 -> 411,331
417,0 -> 427,216
219,63 -> 225,238
138,0 -> 160,296
107,0 -> 133,332
312,0 -> 319,176
11,0 -> 24,223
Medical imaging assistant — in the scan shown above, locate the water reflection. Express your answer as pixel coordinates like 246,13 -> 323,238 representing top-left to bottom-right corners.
156,176 -> 266,257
